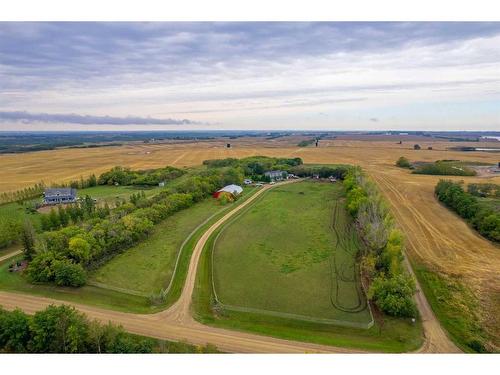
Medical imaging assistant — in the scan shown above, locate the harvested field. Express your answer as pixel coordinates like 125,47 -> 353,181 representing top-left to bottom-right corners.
212,181 -> 372,327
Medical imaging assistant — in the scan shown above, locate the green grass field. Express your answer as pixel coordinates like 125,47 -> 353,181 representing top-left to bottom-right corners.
212,181 -> 372,327
90,198 -> 224,295
0,201 -> 42,229
192,183 -> 423,352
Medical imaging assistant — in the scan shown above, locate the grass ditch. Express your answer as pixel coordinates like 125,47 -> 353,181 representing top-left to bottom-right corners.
413,263 -> 495,353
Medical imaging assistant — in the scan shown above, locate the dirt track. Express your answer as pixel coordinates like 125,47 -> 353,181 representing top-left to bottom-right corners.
1,138 -> 499,352
0,249 -> 22,264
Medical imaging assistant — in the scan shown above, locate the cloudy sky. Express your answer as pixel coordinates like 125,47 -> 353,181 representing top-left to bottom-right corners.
0,22 -> 499,131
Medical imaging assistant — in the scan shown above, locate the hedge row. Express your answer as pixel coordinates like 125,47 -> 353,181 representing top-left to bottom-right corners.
343,167 -> 417,318
435,180 -> 499,242
0,304 -> 218,353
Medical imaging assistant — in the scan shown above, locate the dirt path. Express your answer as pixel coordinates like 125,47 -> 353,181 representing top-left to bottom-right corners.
0,249 -> 22,264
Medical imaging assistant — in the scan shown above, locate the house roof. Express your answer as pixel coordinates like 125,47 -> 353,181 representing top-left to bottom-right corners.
264,170 -> 286,176
217,184 -> 243,195
44,188 -> 77,198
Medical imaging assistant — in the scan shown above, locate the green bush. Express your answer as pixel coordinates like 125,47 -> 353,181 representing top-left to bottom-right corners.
369,275 -> 417,318
395,157 -> 411,168
53,260 -> 87,287
0,305 -> 215,353
0,308 -> 31,352
413,161 -> 476,176
98,166 -> 185,186
435,180 -> 499,242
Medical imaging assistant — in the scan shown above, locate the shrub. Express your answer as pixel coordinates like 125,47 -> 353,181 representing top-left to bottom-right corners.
395,156 -> 411,168
368,274 -> 417,318
29,305 -> 89,353
0,308 -> 31,352
0,305 -> 203,353
435,180 -> 499,243
413,162 -> 476,176
53,260 -> 87,287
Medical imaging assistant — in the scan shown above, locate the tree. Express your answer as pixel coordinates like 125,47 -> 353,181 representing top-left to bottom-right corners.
413,144 -> 421,150
58,205 -> 69,226
21,220 -> 36,261
396,156 -> 411,168
87,319 -> 107,353
48,208 -> 61,229
26,251 -> 60,283
53,260 -> 87,287
368,274 -> 417,318
29,305 -> 89,353
68,236 -> 91,264
0,308 -> 31,352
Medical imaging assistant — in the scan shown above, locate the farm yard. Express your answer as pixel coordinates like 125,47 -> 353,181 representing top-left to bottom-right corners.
212,181 -> 372,326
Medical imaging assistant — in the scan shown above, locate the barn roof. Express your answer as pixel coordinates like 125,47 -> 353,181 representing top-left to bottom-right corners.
217,184 -> 243,195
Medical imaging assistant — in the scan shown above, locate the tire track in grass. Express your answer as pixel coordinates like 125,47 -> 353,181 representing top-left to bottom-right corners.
328,195 -> 367,314
210,181 -> 372,328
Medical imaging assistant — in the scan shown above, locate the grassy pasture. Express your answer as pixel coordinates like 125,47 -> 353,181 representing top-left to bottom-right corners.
90,197 -> 223,295
192,184 -> 423,352
212,181 -> 372,326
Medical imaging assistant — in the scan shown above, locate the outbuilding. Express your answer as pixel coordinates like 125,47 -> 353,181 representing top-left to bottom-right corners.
213,184 -> 243,199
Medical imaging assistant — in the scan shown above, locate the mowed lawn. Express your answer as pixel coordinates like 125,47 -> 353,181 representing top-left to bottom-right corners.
213,181 -> 372,326
90,197 -> 223,294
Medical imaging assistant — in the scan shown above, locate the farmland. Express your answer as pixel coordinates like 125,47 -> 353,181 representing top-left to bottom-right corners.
0,135 -> 499,351
212,181 -> 371,326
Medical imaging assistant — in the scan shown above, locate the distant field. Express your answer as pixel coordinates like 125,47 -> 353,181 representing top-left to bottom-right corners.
212,181 -> 372,327
90,197 -> 223,294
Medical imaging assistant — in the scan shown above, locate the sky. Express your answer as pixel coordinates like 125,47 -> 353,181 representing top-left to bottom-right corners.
0,22 -> 499,132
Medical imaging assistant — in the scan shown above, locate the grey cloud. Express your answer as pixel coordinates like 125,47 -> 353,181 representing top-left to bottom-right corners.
2,22 -> 500,92
0,111 -> 202,125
